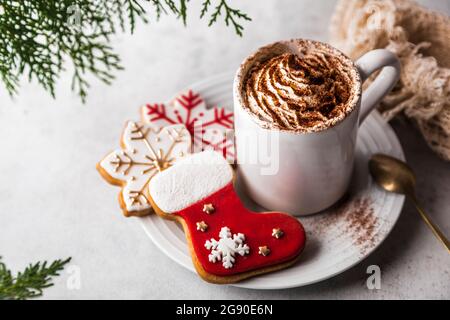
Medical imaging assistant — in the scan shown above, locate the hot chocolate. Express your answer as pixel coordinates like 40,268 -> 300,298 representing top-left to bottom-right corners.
234,38 -> 400,214
242,40 -> 360,132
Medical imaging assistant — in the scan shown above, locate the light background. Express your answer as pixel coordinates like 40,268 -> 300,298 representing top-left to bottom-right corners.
0,0 -> 449,299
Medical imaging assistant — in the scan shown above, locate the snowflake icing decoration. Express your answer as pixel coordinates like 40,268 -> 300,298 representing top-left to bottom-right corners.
204,227 -> 250,269
98,121 -> 191,216
141,90 -> 235,161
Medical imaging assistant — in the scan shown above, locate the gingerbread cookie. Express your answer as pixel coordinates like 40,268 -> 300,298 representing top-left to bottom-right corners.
141,90 -> 235,162
97,121 -> 191,217
148,151 -> 306,284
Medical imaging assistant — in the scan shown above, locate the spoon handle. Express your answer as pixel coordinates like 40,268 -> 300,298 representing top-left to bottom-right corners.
409,195 -> 450,253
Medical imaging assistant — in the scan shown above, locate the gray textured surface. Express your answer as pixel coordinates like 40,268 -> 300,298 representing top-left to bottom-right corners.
0,0 -> 449,299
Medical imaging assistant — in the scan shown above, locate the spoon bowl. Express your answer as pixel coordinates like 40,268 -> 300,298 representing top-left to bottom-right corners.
369,153 -> 449,252
369,154 -> 416,195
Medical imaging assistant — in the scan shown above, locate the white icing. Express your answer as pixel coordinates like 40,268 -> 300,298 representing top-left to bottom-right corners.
99,121 -> 191,213
205,227 -> 250,269
148,151 -> 233,213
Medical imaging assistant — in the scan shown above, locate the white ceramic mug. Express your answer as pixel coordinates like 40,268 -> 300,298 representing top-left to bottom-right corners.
233,39 -> 400,216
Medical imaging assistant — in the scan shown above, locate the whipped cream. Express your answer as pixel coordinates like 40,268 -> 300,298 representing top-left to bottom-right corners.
244,50 -> 356,132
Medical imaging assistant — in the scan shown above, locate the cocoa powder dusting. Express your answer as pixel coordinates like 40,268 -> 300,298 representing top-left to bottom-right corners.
310,195 -> 378,255
245,53 -> 353,131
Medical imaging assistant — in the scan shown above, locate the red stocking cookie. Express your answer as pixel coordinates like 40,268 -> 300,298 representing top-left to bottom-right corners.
148,151 -> 306,284
97,121 -> 191,217
141,90 -> 235,162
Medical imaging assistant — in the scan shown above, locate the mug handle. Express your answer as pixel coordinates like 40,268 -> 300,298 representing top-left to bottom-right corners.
355,49 -> 401,124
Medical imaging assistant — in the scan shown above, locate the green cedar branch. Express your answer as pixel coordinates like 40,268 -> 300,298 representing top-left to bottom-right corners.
0,256 -> 72,300
0,0 -> 251,102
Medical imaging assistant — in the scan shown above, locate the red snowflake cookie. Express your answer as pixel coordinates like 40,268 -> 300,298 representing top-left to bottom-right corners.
141,90 -> 235,162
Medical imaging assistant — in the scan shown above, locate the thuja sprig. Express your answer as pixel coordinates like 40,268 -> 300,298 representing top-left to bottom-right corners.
201,0 -> 251,36
0,1 -> 251,102
0,256 -> 71,300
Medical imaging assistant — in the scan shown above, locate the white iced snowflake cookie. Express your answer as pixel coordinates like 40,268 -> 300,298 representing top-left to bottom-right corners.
97,121 -> 191,217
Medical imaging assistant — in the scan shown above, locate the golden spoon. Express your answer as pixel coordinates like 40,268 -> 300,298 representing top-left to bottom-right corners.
369,153 -> 450,252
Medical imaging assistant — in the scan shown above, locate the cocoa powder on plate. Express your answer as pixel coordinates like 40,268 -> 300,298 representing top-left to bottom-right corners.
311,195 -> 378,254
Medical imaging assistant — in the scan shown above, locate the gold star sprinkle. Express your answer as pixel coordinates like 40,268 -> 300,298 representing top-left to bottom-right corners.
202,203 -> 215,214
196,221 -> 208,232
258,246 -> 271,256
272,228 -> 284,239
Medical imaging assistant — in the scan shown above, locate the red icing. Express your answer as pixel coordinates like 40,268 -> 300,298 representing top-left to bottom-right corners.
173,183 -> 306,276
144,90 -> 235,160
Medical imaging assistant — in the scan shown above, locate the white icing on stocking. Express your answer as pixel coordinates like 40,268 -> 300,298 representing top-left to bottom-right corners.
148,151 -> 233,213
99,121 -> 191,213
205,227 -> 250,269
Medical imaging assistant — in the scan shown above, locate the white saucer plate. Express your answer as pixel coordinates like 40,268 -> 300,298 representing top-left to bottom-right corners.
140,73 -> 405,290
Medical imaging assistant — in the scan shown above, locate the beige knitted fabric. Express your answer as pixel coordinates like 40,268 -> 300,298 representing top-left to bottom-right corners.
330,0 -> 450,161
